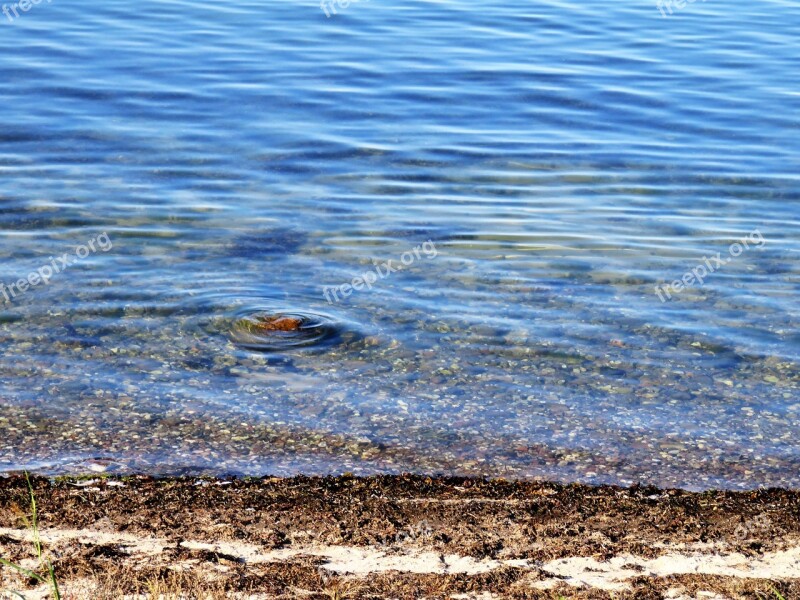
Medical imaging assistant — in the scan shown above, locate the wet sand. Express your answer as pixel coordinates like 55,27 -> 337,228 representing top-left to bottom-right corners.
0,474 -> 798,599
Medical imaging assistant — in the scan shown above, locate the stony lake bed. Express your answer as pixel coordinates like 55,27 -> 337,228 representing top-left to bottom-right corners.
1,0 -> 799,489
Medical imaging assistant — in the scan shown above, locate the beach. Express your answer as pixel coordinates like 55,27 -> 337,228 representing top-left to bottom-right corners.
1,474 -> 798,598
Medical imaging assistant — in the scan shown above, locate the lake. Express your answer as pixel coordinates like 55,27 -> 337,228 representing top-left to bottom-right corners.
0,0 -> 798,490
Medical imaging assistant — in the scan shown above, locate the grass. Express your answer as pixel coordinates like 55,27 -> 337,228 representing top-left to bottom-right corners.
320,580 -> 362,600
755,587 -> 790,600
87,570 -> 231,599
0,473 -> 61,600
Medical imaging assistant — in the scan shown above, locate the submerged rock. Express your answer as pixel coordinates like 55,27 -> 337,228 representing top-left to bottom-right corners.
253,316 -> 303,332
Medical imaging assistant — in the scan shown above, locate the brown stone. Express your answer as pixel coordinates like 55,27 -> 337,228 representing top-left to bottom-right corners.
255,316 -> 303,332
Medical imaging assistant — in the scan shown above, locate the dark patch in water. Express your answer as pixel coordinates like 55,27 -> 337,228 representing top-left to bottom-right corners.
0,206 -> 102,231
61,323 -> 102,349
226,229 -> 307,258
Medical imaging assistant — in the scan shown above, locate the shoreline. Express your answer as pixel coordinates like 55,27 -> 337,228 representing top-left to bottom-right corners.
1,474 -> 798,598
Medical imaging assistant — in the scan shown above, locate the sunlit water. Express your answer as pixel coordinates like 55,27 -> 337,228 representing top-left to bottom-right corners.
0,0 -> 798,489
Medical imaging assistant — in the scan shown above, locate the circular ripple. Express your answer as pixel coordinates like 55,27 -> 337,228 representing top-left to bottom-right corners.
228,308 -> 340,352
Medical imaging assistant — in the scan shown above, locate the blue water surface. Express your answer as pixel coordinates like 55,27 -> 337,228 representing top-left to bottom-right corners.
0,0 -> 798,489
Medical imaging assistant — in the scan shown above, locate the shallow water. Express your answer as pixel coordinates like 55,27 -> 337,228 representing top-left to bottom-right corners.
0,0 -> 798,489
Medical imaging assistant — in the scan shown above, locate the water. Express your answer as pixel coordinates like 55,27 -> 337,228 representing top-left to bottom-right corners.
0,0 -> 798,490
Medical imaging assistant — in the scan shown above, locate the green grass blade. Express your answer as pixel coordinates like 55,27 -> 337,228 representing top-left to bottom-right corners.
0,557 -> 46,583
772,589 -> 786,600
46,560 -> 60,600
24,473 -> 42,559
2,474 -> 60,599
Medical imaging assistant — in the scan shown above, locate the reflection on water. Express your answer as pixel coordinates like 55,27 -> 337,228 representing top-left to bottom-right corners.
0,0 -> 798,489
